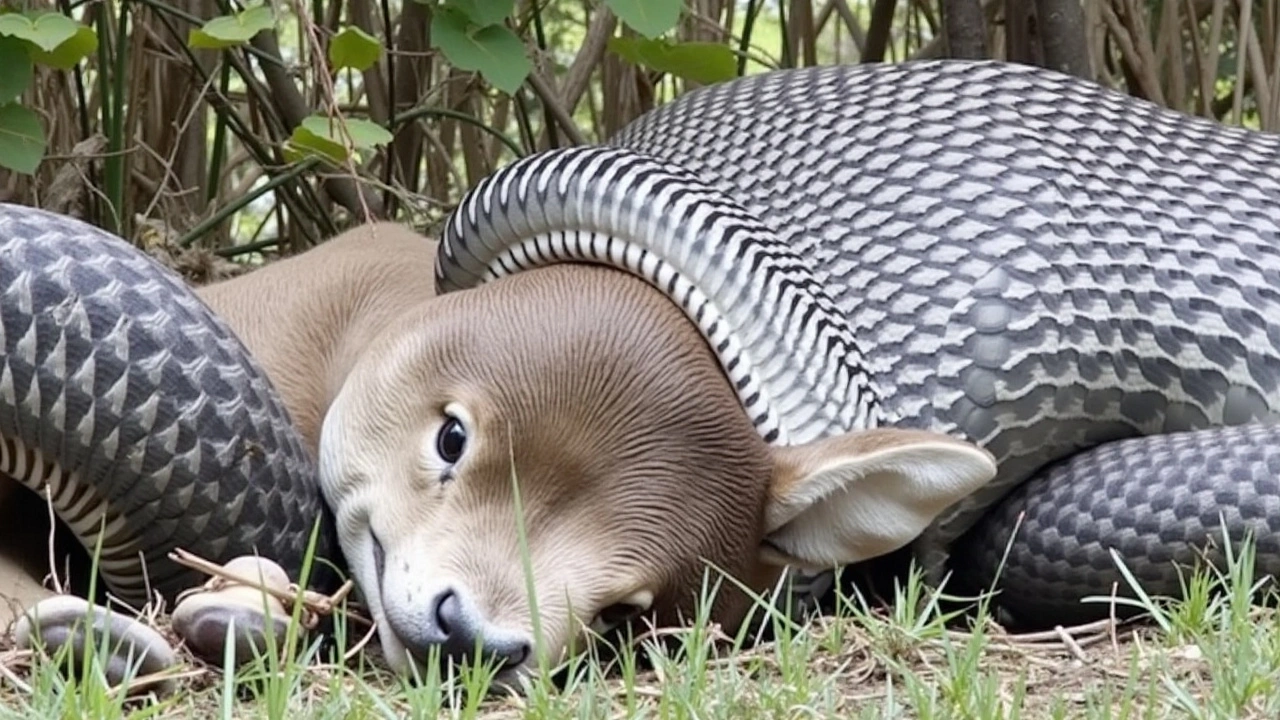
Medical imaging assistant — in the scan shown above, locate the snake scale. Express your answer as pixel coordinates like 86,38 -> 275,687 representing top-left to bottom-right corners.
0,206 -> 337,606
436,59 -> 1280,623
4,58 -> 1280,626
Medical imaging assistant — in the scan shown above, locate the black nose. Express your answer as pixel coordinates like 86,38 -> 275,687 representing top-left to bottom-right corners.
400,588 -> 531,671
432,588 -> 464,637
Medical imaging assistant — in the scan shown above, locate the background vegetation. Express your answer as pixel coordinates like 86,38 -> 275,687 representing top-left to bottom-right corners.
3,0 -> 1280,716
0,0 -> 1276,267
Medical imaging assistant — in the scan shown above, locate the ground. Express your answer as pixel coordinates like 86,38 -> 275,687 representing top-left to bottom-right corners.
2,244 -> 1276,719
2,547 -> 1278,719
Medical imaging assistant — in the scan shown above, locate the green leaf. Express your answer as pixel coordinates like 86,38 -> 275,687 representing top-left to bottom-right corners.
430,7 -> 530,94
0,12 -> 78,52
339,118 -> 393,147
300,115 -> 392,149
607,37 -> 737,85
0,101 -> 46,174
284,125 -> 348,165
328,26 -> 382,71
188,4 -> 275,50
28,26 -> 98,69
286,115 -> 391,163
445,0 -> 513,27
604,0 -> 682,38
0,37 -> 32,103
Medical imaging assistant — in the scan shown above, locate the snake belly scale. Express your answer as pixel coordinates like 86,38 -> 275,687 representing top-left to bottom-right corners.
436,60 -> 1280,621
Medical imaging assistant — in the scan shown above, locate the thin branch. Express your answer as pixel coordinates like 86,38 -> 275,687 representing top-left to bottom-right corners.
561,6 -> 617,110
818,0 -> 868,53
1100,0 -> 1165,104
249,30 -> 385,220
526,69 -> 589,145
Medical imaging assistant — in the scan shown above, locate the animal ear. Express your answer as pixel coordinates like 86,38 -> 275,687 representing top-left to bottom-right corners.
759,428 -> 997,571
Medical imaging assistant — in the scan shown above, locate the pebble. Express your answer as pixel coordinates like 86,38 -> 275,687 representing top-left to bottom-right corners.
171,556 -> 295,667
14,595 -> 179,696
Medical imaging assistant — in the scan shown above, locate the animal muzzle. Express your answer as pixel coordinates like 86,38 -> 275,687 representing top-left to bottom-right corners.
380,583 -> 533,676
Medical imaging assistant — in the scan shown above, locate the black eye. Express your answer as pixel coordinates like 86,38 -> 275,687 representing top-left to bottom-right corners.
593,603 -> 645,634
436,416 -> 467,464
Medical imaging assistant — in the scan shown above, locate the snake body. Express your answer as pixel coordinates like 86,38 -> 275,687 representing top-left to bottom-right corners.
6,59 -> 1280,625
0,205 -> 336,606
436,59 -> 1280,622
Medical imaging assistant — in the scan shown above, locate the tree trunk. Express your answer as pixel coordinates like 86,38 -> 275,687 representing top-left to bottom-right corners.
863,0 -> 899,62
942,0 -> 989,58
1034,0 -> 1092,77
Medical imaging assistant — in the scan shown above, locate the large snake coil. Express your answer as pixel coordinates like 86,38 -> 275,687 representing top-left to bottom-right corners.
6,59 -> 1280,626
0,205 -> 336,607
435,60 -> 1280,624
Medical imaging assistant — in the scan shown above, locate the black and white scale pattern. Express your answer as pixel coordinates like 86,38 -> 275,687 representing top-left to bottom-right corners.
952,422 -> 1280,622
436,59 -> 1280,620
0,204 -> 337,606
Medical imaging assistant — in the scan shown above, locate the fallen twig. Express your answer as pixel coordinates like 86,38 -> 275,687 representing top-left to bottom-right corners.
167,548 -> 368,630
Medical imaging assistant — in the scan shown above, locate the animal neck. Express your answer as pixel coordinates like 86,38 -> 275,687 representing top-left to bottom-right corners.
196,223 -> 441,454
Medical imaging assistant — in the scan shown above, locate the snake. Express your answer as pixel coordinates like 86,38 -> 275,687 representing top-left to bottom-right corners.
0,204 -> 338,607
4,58 -> 1280,627
434,59 -> 1280,624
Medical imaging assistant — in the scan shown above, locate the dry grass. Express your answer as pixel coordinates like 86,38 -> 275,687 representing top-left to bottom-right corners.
2,538 -> 1279,720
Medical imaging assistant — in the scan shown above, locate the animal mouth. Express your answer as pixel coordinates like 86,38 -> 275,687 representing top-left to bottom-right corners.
370,529 -> 387,590
363,528 -> 405,667
363,529 -> 533,682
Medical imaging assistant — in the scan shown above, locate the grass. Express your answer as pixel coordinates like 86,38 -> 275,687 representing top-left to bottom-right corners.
3,530 -> 1280,720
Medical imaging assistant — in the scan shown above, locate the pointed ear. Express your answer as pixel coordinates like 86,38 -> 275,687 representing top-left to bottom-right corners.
759,428 -> 997,571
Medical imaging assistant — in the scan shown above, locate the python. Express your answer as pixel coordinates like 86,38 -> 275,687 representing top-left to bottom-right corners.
4,58 -> 1280,686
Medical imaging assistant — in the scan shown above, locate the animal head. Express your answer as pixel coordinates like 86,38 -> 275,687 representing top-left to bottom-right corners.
317,263 -> 996,682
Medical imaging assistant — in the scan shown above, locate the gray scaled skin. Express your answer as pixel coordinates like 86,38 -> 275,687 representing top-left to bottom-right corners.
432,59 -> 1280,624
0,203 -> 339,608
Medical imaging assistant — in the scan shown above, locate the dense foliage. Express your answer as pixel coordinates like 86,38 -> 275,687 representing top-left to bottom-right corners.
0,0 -> 1274,254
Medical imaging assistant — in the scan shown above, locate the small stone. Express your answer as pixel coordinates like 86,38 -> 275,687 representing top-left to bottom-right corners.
171,556 -> 295,667
14,595 -> 179,696
1170,644 -> 1204,661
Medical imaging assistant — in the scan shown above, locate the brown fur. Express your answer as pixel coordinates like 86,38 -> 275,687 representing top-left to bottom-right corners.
317,261 -> 785,669
2,221 -> 998,681
195,222 -> 442,452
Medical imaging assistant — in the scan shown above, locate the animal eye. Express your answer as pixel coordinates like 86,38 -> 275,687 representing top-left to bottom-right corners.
436,416 -> 467,464
590,603 -> 645,635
